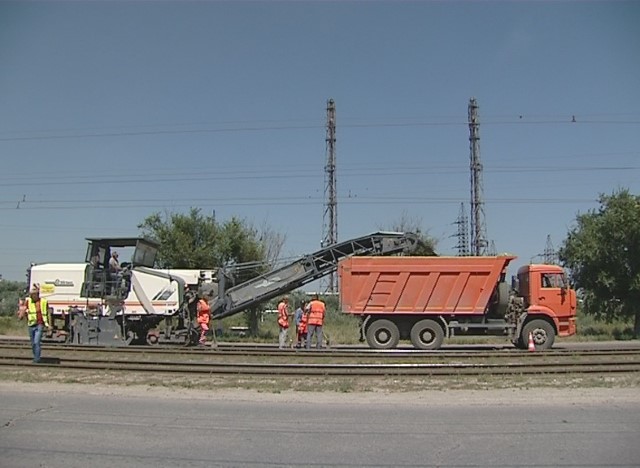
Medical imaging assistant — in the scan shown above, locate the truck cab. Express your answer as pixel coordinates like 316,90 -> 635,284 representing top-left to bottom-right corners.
516,264 -> 577,338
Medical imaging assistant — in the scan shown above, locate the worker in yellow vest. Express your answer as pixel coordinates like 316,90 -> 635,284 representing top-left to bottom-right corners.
306,294 -> 326,349
20,285 -> 50,363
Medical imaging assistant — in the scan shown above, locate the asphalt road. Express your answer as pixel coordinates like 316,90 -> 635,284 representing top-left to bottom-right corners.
0,385 -> 638,467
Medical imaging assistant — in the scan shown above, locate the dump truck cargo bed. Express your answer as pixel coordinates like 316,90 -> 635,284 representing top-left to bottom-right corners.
339,256 -> 516,315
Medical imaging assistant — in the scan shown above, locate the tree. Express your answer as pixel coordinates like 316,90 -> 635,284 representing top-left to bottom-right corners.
138,208 -> 267,269
559,189 -> 640,337
0,280 -> 27,317
138,208 -> 285,336
381,211 -> 438,256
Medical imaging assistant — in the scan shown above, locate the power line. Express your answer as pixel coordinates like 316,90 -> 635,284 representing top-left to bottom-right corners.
0,196 -> 599,212
0,164 -> 637,189
0,115 -> 638,142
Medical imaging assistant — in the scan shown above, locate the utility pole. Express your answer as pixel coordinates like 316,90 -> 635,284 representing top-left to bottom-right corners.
454,202 -> 470,256
543,235 -> 558,264
322,98 -> 338,293
468,97 -> 488,256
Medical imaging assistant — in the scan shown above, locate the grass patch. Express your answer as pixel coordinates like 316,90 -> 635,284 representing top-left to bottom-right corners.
0,317 -> 25,336
573,313 -> 636,341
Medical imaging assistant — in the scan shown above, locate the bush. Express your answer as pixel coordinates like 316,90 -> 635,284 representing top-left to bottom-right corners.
575,312 -> 635,341
0,281 -> 26,317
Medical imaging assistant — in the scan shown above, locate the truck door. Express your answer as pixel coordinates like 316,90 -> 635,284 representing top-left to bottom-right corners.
537,272 -> 567,313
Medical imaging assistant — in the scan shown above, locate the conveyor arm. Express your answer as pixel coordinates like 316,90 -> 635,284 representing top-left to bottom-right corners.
210,231 -> 417,319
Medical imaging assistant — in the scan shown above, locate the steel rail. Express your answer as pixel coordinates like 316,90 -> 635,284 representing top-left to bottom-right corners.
1,341 -> 640,360
1,354 -> 639,376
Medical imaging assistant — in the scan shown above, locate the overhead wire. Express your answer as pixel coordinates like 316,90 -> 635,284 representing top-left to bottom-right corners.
0,112 -> 638,142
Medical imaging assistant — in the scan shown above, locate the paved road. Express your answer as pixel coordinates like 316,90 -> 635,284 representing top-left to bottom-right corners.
0,385 -> 638,467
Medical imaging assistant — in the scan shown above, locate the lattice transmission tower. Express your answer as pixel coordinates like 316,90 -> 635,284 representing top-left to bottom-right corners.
321,98 -> 338,293
468,97 -> 489,256
454,203 -> 470,256
543,235 -> 559,264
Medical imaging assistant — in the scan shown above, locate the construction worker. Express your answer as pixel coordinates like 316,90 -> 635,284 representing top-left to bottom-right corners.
196,295 -> 211,346
20,285 -> 50,363
294,301 -> 308,348
306,294 -> 326,349
108,251 -> 121,274
277,296 -> 290,349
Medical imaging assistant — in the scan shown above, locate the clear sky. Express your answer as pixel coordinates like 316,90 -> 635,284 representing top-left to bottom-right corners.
1,1 -> 639,282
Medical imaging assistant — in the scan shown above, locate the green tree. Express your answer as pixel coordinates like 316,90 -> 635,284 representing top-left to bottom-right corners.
0,280 -> 27,317
138,208 -> 269,270
559,189 -> 640,337
138,208 -> 285,336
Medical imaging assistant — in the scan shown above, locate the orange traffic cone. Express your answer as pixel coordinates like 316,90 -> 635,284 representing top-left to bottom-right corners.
527,332 -> 536,352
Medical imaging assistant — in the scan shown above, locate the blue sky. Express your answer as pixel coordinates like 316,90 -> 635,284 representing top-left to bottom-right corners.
1,1 -> 639,282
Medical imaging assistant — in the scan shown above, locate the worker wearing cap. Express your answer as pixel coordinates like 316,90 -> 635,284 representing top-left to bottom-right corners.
22,285 -> 50,363
306,294 -> 326,349
277,296 -> 290,349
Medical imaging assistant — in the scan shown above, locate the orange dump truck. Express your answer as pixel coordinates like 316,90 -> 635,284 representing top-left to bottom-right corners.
339,255 -> 577,350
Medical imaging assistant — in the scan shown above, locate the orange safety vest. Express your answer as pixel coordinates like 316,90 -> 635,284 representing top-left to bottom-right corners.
298,312 -> 308,334
277,301 -> 289,328
197,299 -> 210,325
307,300 -> 325,326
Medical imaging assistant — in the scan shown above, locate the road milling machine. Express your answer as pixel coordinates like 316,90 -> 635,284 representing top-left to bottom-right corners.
27,232 -> 417,346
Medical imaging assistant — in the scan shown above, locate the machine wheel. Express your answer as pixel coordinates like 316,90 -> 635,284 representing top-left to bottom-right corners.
410,319 -> 444,350
522,319 -> 555,350
365,319 -> 400,349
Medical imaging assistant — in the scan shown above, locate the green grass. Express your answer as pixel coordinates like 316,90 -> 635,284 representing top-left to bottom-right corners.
0,317 -> 25,337
574,313 -> 636,341
220,311 -> 637,346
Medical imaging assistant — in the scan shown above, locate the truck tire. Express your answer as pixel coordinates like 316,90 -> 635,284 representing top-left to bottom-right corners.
365,319 -> 400,349
410,319 -> 444,350
522,319 -> 555,350
512,336 -> 527,350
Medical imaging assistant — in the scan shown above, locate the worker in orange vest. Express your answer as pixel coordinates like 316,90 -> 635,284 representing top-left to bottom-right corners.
277,296 -> 290,349
197,295 -> 211,346
294,301 -> 308,348
306,294 -> 326,349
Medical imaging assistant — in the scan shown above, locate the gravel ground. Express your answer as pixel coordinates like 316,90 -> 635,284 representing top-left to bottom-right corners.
1,380 -> 639,406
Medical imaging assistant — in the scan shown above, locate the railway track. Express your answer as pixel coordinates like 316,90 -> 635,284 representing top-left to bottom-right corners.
1,340 -> 639,376
1,339 -> 640,359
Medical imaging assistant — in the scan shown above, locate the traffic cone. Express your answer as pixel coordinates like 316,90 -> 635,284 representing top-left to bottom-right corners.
527,332 -> 536,352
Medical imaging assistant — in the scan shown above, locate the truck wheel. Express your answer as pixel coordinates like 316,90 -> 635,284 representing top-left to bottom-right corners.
410,319 -> 444,350
512,336 -> 527,350
522,319 -> 555,350
365,319 -> 400,349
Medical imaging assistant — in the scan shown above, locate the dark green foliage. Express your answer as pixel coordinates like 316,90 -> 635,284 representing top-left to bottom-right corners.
139,208 -> 277,337
0,280 -> 27,317
138,208 -> 266,271
559,189 -> 640,336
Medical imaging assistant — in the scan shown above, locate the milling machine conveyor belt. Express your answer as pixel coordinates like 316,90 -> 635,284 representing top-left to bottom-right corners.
210,231 -> 417,319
